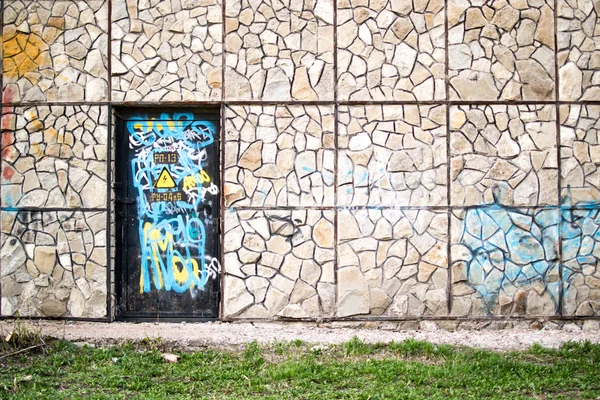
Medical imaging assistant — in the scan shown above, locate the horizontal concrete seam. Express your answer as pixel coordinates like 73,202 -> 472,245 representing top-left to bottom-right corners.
0,207 -> 109,212
4,100 -> 600,108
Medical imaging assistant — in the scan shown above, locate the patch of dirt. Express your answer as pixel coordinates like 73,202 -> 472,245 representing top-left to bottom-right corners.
1,320 -> 599,352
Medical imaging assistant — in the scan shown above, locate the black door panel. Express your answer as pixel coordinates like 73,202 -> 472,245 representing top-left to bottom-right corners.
115,109 -> 220,320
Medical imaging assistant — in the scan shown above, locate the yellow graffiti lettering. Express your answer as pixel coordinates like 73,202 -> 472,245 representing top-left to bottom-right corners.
140,222 -> 201,292
183,175 -> 197,190
200,170 -> 211,183
182,171 -> 210,190
140,223 -> 171,293
172,256 -> 199,286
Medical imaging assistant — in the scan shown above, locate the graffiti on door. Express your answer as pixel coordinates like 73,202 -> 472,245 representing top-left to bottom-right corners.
128,113 -> 219,294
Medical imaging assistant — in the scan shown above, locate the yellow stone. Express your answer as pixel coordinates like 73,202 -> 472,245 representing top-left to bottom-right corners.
16,34 -> 28,50
3,38 -> 21,58
24,41 -> 40,59
18,56 -> 39,77
3,59 -> 19,77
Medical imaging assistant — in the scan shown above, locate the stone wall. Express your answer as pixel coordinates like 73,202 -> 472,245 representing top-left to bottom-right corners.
2,0 -> 600,322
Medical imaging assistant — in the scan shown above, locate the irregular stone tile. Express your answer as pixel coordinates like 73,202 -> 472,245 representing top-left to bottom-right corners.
337,0 -> 445,100
1,106 -> 108,209
557,0 -> 600,101
561,105 -> 600,205
224,105 -> 335,207
562,208 -> 600,316
223,209 -> 335,318
224,0 -> 334,100
451,206 -> 559,316
338,105 -> 447,207
337,208 -> 448,317
1,211 -> 107,318
448,0 -> 555,100
450,104 -> 558,207
111,0 -> 222,102
2,0 -> 108,103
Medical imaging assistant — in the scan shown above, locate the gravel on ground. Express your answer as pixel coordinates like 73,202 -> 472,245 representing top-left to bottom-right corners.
1,320 -> 599,351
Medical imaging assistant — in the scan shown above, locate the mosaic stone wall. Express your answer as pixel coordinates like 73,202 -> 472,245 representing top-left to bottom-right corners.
0,104 -> 109,317
111,0 -> 222,101
2,0 -> 600,322
3,1 -> 108,103
224,209 -> 335,318
1,210 -> 107,318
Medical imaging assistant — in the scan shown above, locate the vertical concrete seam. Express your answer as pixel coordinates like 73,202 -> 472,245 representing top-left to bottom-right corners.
0,0 -> 4,317
105,0 -> 113,321
554,0 -> 564,317
106,107 -> 113,320
107,0 -> 112,102
444,0 -> 452,315
333,0 -> 339,319
219,0 -> 227,320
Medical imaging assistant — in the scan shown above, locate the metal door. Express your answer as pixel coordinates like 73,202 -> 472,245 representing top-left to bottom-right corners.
114,108 -> 220,320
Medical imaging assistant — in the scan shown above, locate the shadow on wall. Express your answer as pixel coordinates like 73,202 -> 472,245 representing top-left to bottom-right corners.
455,186 -> 600,316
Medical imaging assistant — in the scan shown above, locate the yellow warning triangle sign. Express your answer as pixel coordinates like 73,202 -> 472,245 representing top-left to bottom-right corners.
154,167 -> 176,189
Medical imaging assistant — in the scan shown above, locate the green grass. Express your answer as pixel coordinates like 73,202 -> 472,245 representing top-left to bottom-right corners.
0,337 -> 599,399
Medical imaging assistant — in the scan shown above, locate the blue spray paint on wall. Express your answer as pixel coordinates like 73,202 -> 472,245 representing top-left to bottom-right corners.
458,204 -> 560,313
559,190 -> 600,314
458,185 -> 600,315
128,113 -> 219,294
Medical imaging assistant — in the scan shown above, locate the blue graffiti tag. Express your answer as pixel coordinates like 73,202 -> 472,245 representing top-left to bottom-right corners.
459,186 -> 600,315
458,204 -> 560,313
128,113 -> 219,294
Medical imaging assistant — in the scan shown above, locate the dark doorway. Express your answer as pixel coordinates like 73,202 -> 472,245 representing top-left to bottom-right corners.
114,108 -> 220,320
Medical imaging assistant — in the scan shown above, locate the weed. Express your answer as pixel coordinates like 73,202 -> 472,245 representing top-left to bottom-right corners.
139,333 -> 166,353
1,317 -> 45,356
273,339 -> 288,355
344,336 -> 371,355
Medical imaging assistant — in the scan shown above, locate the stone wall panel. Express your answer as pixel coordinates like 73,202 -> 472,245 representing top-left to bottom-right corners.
337,208 -> 448,317
2,0 -> 108,103
1,210 -> 107,318
224,105 -> 335,207
450,104 -> 558,207
1,106 -> 108,209
560,104 -> 600,204
111,0 -> 222,102
339,104 -> 447,207
451,207 -> 560,316
448,0 -> 555,100
224,0 -> 334,100
557,0 -> 600,101
223,209 -> 335,318
562,207 -> 600,316
337,0 -> 445,100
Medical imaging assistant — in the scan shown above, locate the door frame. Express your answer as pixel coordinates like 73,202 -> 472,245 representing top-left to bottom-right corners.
113,106 -> 222,322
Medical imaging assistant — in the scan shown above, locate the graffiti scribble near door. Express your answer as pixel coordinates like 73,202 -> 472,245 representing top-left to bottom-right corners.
127,113 -> 220,294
